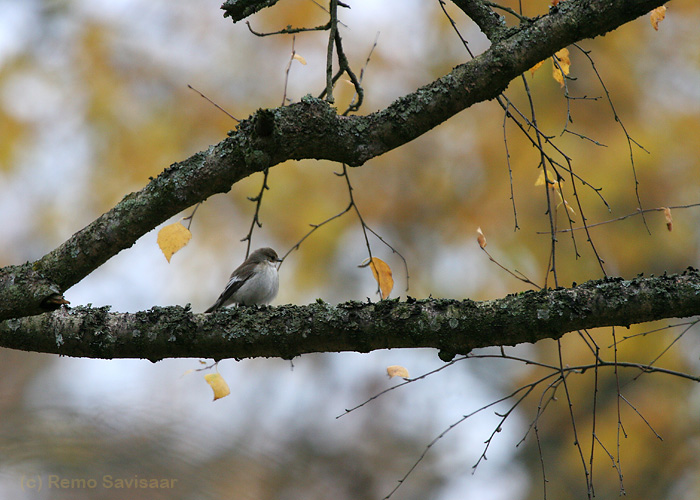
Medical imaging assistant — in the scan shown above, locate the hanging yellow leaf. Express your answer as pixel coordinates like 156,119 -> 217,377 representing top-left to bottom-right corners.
293,53 -> 307,65
387,365 -> 409,379
204,373 -> 230,401
650,6 -> 666,30
535,169 -> 559,188
552,48 -> 570,87
157,220 -> 192,263
361,257 -> 394,299
663,207 -> 673,231
476,227 -> 487,249
564,199 -> 577,218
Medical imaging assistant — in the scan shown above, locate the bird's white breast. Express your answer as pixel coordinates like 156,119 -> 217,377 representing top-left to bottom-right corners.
234,261 -> 279,305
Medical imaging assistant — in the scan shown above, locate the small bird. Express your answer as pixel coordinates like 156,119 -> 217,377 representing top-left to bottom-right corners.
205,247 -> 281,312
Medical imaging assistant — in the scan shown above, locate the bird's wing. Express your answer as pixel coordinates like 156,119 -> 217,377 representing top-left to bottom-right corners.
204,274 -> 249,312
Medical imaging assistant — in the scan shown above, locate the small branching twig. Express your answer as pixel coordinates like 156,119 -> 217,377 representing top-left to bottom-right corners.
279,203 -> 352,267
574,43 -> 650,232
280,164 -> 408,293
343,32 -> 379,115
246,20 -> 330,37
182,202 -> 201,231
483,1 -> 532,23
538,203 -> 700,234
241,168 -> 270,259
335,356 -> 467,419
501,102 -> 520,230
282,36 -> 299,106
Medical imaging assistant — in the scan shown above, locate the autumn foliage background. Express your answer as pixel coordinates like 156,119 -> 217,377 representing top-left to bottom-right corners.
1,1 -> 699,499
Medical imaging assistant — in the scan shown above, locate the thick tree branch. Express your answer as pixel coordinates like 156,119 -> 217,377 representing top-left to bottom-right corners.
451,0 -> 509,42
0,0 -> 669,319
221,0 -> 282,22
2,271 -> 699,361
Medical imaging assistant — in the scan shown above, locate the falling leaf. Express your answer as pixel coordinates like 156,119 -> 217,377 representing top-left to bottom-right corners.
552,48 -> 570,87
664,207 -> 673,231
387,365 -> 409,379
293,53 -> 307,65
651,6 -> 666,30
361,257 -> 394,299
157,220 -> 192,262
204,373 -> 230,401
477,227 -> 487,249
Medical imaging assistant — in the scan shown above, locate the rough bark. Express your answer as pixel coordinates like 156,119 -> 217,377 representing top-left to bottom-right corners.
2,271 -> 698,361
0,0 -> 678,359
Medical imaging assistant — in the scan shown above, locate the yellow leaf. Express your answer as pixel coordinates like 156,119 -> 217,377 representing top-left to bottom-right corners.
204,373 -> 230,401
363,257 -> 394,300
157,220 -> 192,263
387,365 -> 409,379
664,207 -> 673,231
476,227 -> 487,249
529,60 -> 545,74
564,199 -> 576,218
651,6 -> 666,30
552,48 -> 570,87
535,169 -> 558,188
293,53 -> 307,65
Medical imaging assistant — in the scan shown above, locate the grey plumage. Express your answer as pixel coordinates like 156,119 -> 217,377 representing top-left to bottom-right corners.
205,247 -> 281,312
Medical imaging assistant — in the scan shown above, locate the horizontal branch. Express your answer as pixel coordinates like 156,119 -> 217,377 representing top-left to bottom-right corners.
0,0 -> 668,319
2,271 -> 698,361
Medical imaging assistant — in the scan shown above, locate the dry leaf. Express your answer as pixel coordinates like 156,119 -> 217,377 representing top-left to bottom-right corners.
371,257 -> 394,299
157,220 -> 192,263
387,365 -> 409,379
529,60 -> 545,75
293,53 -> 307,65
361,257 -> 394,299
564,200 -> 577,218
535,169 -> 559,187
552,48 -> 570,87
664,207 -> 673,231
477,227 -> 487,249
651,6 -> 666,30
204,373 -> 230,401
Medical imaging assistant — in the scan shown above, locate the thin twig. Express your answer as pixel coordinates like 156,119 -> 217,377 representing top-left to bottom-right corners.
187,85 -> 239,122
182,202 -> 201,230
574,43 -> 650,232
537,203 -> 700,234
241,168 -> 270,259
282,36 -> 298,106
246,20 -> 330,37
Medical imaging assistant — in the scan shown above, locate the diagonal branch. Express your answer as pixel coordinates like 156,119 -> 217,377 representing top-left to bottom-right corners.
0,0 -> 669,319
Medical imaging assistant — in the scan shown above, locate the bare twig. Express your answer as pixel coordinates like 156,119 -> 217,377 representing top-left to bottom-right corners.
187,84 -> 239,122
241,168 -> 270,258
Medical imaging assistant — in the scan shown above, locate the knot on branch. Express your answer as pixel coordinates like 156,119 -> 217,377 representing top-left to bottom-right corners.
0,264 -> 69,320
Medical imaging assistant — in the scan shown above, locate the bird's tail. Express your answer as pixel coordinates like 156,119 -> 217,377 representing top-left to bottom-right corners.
204,300 -> 222,313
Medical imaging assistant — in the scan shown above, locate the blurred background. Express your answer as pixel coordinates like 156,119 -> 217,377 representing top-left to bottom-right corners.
1,0 -> 699,498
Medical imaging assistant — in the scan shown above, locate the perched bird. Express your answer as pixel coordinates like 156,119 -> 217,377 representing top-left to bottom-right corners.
205,247 -> 281,312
